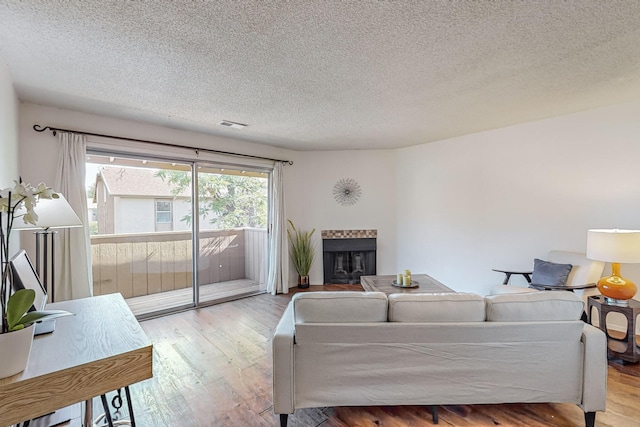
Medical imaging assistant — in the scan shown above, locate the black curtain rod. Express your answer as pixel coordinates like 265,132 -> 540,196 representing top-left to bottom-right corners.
33,124 -> 293,165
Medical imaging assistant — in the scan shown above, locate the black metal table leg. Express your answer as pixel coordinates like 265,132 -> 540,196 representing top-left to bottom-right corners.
100,394 -> 115,427
124,386 -> 136,427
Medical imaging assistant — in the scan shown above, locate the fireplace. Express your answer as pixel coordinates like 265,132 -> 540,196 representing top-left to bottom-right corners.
322,230 -> 377,284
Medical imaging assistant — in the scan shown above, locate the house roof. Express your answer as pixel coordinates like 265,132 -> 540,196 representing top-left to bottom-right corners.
98,167 -> 190,198
1,1 -> 640,150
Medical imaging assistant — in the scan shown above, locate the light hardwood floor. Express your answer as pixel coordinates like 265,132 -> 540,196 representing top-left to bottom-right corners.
106,285 -> 640,426
125,279 -> 263,317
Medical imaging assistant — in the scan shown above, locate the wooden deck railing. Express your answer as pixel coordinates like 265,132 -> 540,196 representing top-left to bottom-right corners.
91,228 -> 267,298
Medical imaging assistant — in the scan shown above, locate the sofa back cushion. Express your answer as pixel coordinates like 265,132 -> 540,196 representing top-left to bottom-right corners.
388,293 -> 485,322
293,292 -> 388,323
485,291 -> 584,321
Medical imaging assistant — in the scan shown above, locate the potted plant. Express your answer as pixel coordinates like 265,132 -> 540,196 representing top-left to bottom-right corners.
0,180 -> 72,378
287,220 -> 316,288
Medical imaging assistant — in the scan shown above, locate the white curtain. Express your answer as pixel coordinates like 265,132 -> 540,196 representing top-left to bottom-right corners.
54,132 -> 93,301
267,162 -> 289,294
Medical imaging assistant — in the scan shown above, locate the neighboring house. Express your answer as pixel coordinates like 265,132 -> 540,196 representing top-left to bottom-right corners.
94,166 -> 193,234
87,197 -> 97,222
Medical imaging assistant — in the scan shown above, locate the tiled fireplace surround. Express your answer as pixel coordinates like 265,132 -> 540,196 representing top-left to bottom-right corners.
322,229 -> 377,284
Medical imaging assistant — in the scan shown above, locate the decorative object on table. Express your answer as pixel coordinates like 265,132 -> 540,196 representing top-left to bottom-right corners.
392,270 -> 419,287
404,269 -> 412,285
0,180 -> 73,379
332,178 -> 361,206
13,194 -> 82,302
587,229 -> 640,305
392,280 -> 419,288
0,322 -> 34,379
287,220 -> 316,288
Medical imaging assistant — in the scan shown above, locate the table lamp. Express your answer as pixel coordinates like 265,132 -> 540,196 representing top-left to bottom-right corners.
13,194 -> 83,302
587,229 -> 640,305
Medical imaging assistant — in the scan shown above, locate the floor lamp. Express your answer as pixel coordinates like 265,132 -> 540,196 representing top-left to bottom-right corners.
13,194 -> 83,303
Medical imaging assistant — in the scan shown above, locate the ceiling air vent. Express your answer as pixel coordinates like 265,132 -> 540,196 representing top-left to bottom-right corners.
219,120 -> 248,130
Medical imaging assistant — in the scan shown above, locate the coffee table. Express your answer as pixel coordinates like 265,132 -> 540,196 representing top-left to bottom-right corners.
361,274 -> 454,294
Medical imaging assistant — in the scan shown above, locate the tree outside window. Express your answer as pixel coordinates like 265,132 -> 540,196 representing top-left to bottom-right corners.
156,170 -> 267,229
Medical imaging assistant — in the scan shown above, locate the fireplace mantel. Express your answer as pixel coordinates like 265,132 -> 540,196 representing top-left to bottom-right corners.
321,229 -> 377,239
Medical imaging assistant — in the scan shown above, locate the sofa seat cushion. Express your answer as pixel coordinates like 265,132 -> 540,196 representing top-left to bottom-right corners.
292,291 -> 388,323
388,293 -> 485,322
485,291 -> 584,322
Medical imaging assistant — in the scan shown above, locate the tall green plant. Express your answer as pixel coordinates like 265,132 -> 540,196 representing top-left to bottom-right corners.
287,220 -> 315,276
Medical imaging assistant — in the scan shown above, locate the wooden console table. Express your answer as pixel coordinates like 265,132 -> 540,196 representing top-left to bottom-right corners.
361,274 -> 454,294
0,293 -> 153,426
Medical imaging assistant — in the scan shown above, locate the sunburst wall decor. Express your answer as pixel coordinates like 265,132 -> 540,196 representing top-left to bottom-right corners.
333,178 -> 362,206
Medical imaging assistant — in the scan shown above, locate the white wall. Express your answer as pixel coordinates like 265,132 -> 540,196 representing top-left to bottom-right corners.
0,57 -> 20,257
115,198 -> 154,233
397,99 -> 640,297
285,150 -> 397,284
0,56 -> 19,187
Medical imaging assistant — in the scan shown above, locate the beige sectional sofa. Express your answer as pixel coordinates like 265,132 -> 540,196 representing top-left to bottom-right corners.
272,291 -> 607,427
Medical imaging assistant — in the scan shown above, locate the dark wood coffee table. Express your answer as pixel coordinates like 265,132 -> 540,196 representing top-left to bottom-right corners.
360,274 -> 454,294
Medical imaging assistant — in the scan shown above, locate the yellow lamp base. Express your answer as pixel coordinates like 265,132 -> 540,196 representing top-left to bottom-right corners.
596,263 -> 637,303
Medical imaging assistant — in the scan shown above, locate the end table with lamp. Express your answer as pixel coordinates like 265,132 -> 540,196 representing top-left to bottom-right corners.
586,229 -> 640,363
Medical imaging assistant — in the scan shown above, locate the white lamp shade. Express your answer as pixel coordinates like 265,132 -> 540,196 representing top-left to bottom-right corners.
12,194 -> 83,230
587,229 -> 640,264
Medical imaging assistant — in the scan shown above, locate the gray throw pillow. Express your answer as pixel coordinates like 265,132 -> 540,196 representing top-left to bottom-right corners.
531,259 -> 573,287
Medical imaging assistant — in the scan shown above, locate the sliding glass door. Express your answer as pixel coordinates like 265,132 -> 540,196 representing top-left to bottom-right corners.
86,153 -> 269,317
195,164 -> 268,304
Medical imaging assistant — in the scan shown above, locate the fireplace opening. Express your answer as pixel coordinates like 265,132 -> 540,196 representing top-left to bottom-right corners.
322,230 -> 376,284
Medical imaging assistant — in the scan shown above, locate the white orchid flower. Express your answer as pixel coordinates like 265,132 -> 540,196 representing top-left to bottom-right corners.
21,211 -> 38,226
1,181 -> 55,225
36,183 -> 56,199
23,197 -> 36,211
12,180 -> 34,198
0,197 -> 9,213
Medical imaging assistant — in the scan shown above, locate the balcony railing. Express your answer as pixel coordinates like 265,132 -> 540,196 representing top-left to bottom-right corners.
91,228 -> 267,298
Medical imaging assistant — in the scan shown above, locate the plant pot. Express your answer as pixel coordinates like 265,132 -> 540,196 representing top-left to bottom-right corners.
0,324 -> 35,379
298,275 -> 310,289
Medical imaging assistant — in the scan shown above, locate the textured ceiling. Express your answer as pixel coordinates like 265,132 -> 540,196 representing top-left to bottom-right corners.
1,1 -> 640,151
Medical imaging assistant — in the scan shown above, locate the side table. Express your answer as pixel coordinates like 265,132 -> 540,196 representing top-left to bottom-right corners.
587,295 -> 640,363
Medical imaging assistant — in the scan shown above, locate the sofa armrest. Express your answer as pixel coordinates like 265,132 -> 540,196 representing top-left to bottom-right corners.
580,323 -> 607,413
273,301 -> 296,415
